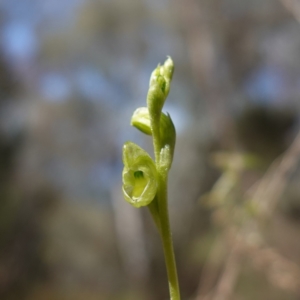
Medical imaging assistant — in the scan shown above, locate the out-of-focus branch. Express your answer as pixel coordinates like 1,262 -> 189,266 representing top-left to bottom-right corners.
214,131 -> 300,299
249,244 -> 300,293
111,184 -> 150,289
195,238 -> 225,300
210,239 -> 242,300
279,0 -> 300,22
197,130 -> 300,300
250,130 -> 300,218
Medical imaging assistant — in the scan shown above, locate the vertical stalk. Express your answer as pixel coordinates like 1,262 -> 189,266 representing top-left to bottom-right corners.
157,170 -> 181,300
151,114 -> 161,164
151,112 -> 180,300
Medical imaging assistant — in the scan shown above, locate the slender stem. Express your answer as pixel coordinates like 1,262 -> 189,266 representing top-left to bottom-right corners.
149,111 -> 161,163
148,196 -> 161,232
150,101 -> 180,299
157,170 -> 181,300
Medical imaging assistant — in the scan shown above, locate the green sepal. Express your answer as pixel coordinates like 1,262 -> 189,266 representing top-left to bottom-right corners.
122,141 -> 158,208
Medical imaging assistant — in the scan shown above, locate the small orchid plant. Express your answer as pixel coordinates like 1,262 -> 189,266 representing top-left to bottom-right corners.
122,57 -> 180,300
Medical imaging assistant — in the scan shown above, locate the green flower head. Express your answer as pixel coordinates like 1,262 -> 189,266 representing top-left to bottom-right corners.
122,141 -> 158,208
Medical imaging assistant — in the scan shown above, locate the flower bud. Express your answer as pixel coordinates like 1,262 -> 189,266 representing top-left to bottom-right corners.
147,57 -> 174,119
130,107 -> 152,135
160,56 -> 174,96
162,56 -> 174,81
130,108 -> 176,166
149,65 -> 163,88
160,113 -> 176,168
122,141 -> 158,208
147,74 -> 167,116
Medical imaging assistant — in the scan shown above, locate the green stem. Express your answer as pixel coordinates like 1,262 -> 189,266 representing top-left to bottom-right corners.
150,113 -> 161,163
157,170 -> 181,300
148,196 -> 161,232
150,105 -> 180,299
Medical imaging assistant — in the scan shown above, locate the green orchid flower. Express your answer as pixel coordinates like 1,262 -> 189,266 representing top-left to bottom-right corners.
122,141 -> 158,208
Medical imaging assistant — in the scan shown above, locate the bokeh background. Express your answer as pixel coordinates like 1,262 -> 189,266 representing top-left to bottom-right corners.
1,0 -> 300,299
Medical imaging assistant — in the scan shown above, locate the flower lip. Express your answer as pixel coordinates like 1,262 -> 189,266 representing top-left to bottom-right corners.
134,170 -> 144,178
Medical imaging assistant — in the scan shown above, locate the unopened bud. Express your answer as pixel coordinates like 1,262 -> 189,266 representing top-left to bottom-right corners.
131,107 -> 152,135
147,56 -> 174,118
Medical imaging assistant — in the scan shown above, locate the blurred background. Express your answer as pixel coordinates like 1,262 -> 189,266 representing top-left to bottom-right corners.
1,0 -> 300,299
